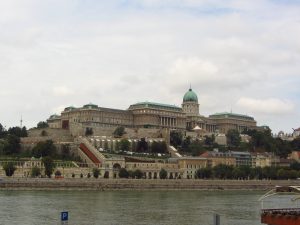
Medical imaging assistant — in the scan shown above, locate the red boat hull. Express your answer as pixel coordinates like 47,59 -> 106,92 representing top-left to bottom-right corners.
261,208 -> 300,225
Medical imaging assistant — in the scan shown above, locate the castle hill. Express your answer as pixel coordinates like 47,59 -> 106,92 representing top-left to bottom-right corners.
0,88 -> 300,190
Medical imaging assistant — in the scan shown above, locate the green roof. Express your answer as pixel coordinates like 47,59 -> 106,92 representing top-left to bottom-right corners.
209,112 -> 254,120
129,101 -> 182,111
49,114 -> 60,119
83,103 -> 98,109
64,106 -> 76,111
183,88 -> 198,103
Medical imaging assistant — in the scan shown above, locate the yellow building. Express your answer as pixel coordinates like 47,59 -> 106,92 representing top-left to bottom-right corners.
177,157 -> 209,179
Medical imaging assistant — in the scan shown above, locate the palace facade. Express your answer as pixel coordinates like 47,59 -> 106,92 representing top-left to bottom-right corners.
47,88 -> 258,136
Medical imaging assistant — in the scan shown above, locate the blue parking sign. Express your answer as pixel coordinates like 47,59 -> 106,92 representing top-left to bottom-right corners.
61,211 -> 68,221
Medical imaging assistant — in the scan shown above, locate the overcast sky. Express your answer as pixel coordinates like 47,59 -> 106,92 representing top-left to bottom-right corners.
0,0 -> 299,133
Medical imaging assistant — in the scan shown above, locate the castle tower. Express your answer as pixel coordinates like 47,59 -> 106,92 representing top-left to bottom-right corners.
182,87 -> 199,117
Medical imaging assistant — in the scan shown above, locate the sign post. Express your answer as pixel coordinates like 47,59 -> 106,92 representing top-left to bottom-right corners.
213,213 -> 220,225
61,211 -> 68,225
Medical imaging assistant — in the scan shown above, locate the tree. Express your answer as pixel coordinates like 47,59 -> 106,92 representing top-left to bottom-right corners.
7,126 -> 27,137
3,134 -> 20,155
119,168 -> 129,178
262,166 -> 277,179
196,168 -> 212,179
0,123 -> 6,138
137,138 -> 148,152
37,121 -> 48,129
3,162 -> 16,177
159,168 -> 168,179
188,140 -> 205,156
42,156 -> 55,178
93,168 -> 100,178
232,167 -> 246,179
113,126 -> 125,138
290,162 -> 300,170
120,139 -> 130,151
31,166 -> 41,178
151,141 -> 167,153
170,131 -> 182,147
291,137 -> 300,150
0,139 -> 8,155
132,169 -> 143,179
182,136 -> 191,150
21,126 -> 28,137
273,138 -> 292,158
213,164 -> 234,179
277,168 -> 298,180
226,129 -> 241,148
32,140 -> 56,158
250,167 -> 263,180
61,144 -> 71,160
204,135 -> 215,147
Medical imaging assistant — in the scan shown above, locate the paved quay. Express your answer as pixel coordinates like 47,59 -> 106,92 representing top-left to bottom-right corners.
0,178 -> 299,191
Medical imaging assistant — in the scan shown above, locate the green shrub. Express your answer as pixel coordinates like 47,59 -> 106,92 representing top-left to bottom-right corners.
93,168 -> 100,178
31,166 -> 41,178
3,162 -> 16,177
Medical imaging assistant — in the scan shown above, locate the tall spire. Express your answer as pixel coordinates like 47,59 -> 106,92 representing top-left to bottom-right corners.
189,83 -> 192,91
20,115 -> 23,128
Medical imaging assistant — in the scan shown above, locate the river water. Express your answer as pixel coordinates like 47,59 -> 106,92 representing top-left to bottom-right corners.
0,190 -> 297,225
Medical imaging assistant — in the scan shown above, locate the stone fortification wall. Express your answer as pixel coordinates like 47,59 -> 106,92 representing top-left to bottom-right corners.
22,128 -> 75,154
0,179 -> 299,190
69,123 -> 165,139
27,128 -> 73,140
124,128 -> 163,139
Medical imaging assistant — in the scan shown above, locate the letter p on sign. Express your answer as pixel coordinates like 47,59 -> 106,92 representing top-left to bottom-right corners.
61,211 -> 68,221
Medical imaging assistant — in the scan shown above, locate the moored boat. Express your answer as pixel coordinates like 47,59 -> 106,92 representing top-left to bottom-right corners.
259,186 -> 300,225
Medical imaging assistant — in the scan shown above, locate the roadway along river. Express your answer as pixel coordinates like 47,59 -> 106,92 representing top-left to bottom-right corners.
0,190 -> 296,225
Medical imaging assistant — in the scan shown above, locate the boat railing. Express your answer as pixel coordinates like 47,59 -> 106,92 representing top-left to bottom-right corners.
259,186 -> 300,210
262,208 -> 300,214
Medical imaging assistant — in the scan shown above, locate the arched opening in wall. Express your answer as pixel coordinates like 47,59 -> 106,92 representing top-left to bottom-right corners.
153,172 -> 157,179
169,172 -> 174,179
104,171 -> 109,178
62,120 -> 69,129
113,163 -> 121,178
148,172 -> 152,179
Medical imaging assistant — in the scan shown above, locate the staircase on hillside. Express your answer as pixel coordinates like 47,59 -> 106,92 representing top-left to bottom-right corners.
77,137 -> 106,167
169,146 -> 182,158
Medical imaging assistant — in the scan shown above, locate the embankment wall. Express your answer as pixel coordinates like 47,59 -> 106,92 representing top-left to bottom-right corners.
0,179 -> 299,191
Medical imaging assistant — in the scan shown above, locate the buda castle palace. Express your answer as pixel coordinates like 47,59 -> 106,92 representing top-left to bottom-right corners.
47,88 -> 259,138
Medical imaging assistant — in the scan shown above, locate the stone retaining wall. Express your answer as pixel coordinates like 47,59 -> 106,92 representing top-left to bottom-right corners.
0,179 -> 299,191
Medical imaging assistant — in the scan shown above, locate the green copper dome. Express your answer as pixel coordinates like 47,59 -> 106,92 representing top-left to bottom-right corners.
183,88 -> 198,103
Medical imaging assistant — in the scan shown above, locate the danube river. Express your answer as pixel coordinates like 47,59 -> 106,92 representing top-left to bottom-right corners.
0,190 -> 296,225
